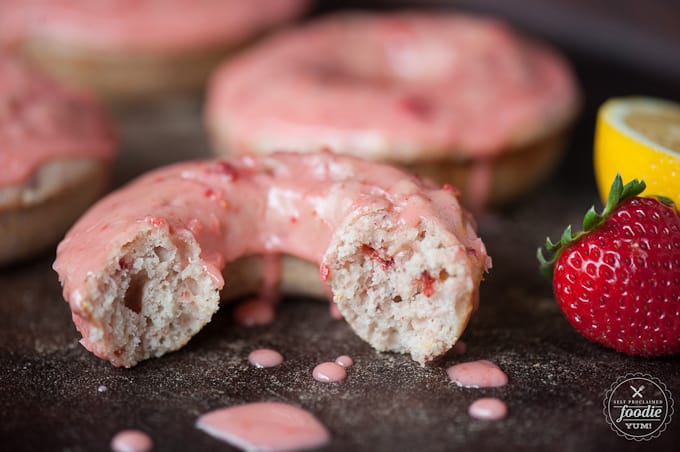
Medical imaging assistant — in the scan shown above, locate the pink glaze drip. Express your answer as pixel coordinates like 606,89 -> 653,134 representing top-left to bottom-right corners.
0,0 -> 308,52
261,254 -> 282,302
196,402 -> 329,452
0,56 -> 115,187
53,152 -> 490,366
313,362 -> 347,383
468,397 -> 508,420
234,255 -> 281,326
248,349 -> 284,368
208,12 -> 578,161
446,359 -> 508,388
110,429 -> 152,452
234,298 -> 275,327
335,355 -> 353,367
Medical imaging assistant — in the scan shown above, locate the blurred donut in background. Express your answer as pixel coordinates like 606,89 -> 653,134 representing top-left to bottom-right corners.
206,11 -> 580,208
0,0 -> 310,100
0,55 -> 116,264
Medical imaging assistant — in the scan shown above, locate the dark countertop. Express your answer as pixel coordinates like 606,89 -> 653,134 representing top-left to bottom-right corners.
1,4 -> 679,451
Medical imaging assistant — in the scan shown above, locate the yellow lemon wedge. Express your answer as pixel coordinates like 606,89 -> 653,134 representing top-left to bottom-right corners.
594,97 -> 680,205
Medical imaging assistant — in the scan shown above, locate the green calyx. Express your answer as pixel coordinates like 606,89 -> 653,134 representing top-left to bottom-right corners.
536,174 -> 646,277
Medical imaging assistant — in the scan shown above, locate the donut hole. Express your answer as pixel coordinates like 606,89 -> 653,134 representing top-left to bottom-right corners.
326,212 -> 475,364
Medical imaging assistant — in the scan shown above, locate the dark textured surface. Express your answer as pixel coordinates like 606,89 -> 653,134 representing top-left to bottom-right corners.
2,4 -> 680,451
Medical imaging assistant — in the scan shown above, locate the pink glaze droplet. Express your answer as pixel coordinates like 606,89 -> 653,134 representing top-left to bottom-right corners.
335,355 -> 353,368
110,429 -> 152,452
329,302 -> 343,320
313,362 -> 347,382
446,360 -> 508,388
196,402 -> 329,452
451,341 -> 467,355
234,298 -> 275,326
468,397 -> 508,420
248,349 -> 284,368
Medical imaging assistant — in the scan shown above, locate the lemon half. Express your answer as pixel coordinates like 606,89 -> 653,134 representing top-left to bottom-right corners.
594,97 -> 680,205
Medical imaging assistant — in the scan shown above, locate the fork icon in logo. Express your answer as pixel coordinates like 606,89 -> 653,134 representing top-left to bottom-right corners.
630,385 -> 645,398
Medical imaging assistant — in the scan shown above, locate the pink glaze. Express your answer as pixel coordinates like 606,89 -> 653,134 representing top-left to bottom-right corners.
0,56 -> 115,187
313,362 -> 347,382
196,402 -> 329,451
53,152 -> 490,366
110,429 -> 152,452
234,298 -> 276,327
468,397 -> 508,420
236,253 -> 283,325
0,0 -> 308,52
446,359 -> 508,388
207,12 -> 578,161
335,355 -> 353,367
248,349 -> 284,368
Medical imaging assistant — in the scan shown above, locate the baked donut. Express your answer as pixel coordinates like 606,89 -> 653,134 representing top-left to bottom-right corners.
0,56 -> 115,264
0,0 -> 309,99
206,11 -> 580,207
53,151 -> 490,367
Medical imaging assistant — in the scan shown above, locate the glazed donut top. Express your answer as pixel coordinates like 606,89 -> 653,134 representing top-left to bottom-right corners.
0,56 -> 115,187
207,12 -> 579,161
54,151 -> 489,297
0,0 -> 308,52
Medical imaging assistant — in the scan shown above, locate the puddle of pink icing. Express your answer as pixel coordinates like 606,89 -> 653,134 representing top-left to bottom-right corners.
446,359 -> 508,388
110,429 -> 152,452
335,355 -> 353,368
468,397 -> 508,420
196,402 -> 330,452
313,362 -> 347,382
248,349 -> 284,368
234,298 -> 275,326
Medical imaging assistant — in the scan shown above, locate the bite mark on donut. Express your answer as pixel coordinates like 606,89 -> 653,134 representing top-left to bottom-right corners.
361,244 -> 394,270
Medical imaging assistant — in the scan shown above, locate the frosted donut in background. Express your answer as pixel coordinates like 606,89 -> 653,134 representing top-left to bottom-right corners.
0,0 -> 309,100
206,11 -> 580,208
0,55 -> 116,264
53,151 -> 490,367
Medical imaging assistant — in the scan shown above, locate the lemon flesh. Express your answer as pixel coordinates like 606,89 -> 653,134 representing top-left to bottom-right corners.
594,97 -> 680,205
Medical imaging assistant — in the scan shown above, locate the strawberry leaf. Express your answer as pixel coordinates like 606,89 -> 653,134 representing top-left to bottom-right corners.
537,174 -> 647,276
582,206 -> 601,231
654,195 -> 675,207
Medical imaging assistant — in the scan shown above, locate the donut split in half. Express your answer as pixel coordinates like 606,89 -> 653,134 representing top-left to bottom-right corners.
53,152 -> 490,367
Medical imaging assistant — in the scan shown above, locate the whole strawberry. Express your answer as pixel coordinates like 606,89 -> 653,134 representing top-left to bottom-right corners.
538,175 -> 680,356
